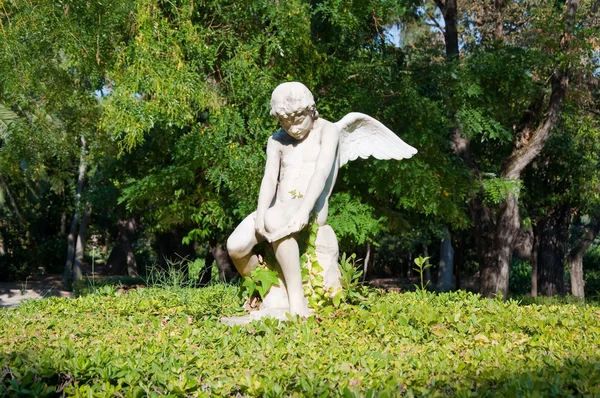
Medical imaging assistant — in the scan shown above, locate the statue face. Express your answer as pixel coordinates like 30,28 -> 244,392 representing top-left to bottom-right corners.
278,111 -> 314,140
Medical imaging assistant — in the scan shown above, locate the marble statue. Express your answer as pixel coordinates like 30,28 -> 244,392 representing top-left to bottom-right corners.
224,82 -> 416,322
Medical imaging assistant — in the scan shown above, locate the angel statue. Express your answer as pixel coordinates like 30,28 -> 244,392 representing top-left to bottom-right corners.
225,82 -> 416,321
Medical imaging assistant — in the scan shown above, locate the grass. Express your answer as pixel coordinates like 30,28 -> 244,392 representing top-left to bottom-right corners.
1,285 -> 599,396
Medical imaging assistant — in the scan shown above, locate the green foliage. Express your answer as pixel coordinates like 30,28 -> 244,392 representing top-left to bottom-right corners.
481,174 -> 523,205
456,107 -> 511,143
145,258 -> 195,289
2,287 -> 600,395
299,217 -> 331,309
413,255 -> 432,294
72,276 -> 144,298
510,259 -> 532,296
327,192 -> 387,246
336,252 -> 366,306
241,267 -> 281,300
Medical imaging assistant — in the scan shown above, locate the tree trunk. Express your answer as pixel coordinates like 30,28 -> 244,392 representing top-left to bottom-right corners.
72,204 -> 91,282
538,205 -> 571,296
63,137 -> 86,288
493,0 -> 505,40
63,212 -> 79,287
478,193 -> 520,298
513,225 -> 533,261
60,213 -> 67,236
434,0 -> 459,59
435,0 -> 579,299
363,243 -> 372,282
422,244 -> 431,285
104,219 -> 138,276
204,239 -> 237,283
567,217 -> 600,299
531,223 -> 541,297
437,229 -> 454,292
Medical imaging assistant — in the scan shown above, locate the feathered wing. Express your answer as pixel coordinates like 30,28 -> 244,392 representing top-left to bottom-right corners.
334,112 -> 417,167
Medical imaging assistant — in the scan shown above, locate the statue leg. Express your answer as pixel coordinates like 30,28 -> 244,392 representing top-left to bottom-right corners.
261,202 -> 310,316
272,236 -> 310,317
226,212 -> 263,277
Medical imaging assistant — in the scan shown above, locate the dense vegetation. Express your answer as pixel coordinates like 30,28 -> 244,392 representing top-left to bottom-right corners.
2,0 -> 600,395
2,285 -> 599,396
0,0 -> 599,299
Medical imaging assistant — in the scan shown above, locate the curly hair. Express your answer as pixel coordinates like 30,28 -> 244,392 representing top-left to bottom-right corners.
269,82 -> 318,120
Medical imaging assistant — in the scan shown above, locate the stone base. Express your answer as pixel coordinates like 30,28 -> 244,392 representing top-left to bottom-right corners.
220,308 -> 315,326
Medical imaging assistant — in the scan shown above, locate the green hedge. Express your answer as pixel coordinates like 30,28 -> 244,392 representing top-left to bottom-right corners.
1,286 -> 599,396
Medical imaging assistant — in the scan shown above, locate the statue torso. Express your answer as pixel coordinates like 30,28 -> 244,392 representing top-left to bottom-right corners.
271,119 -> 338,211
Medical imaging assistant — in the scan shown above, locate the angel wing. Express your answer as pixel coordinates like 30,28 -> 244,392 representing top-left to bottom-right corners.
335,112 -> 417,168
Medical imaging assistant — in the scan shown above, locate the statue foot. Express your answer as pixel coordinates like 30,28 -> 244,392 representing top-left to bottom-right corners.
289,304 -> 312,318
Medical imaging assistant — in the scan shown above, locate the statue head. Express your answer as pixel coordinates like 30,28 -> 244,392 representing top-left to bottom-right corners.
270,82 -> 318,121
270,82 -> 318,140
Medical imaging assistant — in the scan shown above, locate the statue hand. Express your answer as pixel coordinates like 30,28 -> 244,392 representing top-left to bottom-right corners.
255,216 -> 267,238
285,208 -> 310,235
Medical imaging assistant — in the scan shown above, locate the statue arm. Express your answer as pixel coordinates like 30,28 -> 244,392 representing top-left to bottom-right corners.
270,123 -> 338,240
299,123 -> 339,215
255,136 -> 280,235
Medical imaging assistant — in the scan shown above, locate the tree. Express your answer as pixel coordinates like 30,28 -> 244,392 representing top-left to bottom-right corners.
105,0 -> 469,273
0,0 -> 136,283
430,0 -> 595,297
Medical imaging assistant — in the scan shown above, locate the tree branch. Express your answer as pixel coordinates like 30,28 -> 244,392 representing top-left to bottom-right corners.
426,12 -> 444,33
433,0 -> 445,13
500,0 -> 579,179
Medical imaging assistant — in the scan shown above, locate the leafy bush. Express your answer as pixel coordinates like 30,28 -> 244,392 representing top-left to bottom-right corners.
0,249 -> 31,281
584,245 -> 600,298
584,269 -> 600,299
0,238 -> 67,281
1,287 -> 599,396
509,259 -> 532,295
35,238 -> 68,274
72,276 -> 145,298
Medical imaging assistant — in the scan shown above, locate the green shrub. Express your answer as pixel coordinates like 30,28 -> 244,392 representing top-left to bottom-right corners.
35,238 -> 68,274
584,269 -> 600,299
72,276 -> 145,297
2,287 -> 599,396
509,259 -> 532,295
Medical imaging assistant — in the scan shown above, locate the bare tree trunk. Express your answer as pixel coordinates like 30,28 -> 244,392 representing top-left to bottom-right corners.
437,229 -> 454,292
480,193 -> 520,298
538,205 -> 571,296
423,244 -> 431,286
60,213 -> 67,236
363,243 -> 371,282
104,219 -> 138,276
63,137 -> 86,288
493,0 -> 505,40
454,234 -> 463,290
531,223 -> 541,297
205,238 -> 236,283
73,204 -> 91,282
434,0 -> 459,59
513,226 -> 533,261
567,217 -> 600,299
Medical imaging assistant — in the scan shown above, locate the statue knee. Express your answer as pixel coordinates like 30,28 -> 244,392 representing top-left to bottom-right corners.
226,235 -> 247,260
264,210 -> 284,234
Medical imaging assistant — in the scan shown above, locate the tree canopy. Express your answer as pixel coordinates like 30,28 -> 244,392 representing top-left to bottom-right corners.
0,0 -> 599,299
